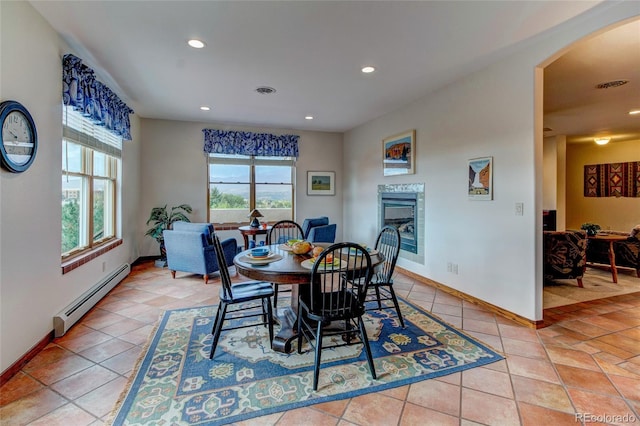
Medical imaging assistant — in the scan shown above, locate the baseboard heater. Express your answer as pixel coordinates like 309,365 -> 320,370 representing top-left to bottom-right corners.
54,263 -> 131,337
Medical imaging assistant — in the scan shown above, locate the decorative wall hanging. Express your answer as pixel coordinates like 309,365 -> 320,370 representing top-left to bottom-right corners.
468,156 -> 493,200
307,171 -> 335,195
383,130 -> 415,176
584,161 -> 640,197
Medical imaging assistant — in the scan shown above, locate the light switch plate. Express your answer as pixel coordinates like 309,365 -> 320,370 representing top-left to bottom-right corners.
515,202 -> 524,216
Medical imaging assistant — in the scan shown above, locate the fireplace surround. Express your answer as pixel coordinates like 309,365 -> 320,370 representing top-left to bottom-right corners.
378,183 -> 425,264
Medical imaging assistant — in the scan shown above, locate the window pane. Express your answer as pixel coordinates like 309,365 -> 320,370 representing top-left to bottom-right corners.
210,183 -> 249,223
255,164 -> 292,184
209,163 -> 250,183
93,151 -> 107,177
62,175 -> 87,254
93,179 -> 107,242
63,140 -> 82,173
256,183 -> 292,223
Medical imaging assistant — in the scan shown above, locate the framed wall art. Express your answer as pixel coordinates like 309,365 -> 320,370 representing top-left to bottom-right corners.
307,171 -> 335,196
468,156 -> 493,200
383,129 -> 415,176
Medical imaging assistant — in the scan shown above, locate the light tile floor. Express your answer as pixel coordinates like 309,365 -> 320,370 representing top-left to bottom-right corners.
1,261 -> 639,425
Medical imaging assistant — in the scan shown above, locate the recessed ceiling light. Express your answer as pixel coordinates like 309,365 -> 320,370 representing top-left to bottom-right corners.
361,66 -> 376,74
629,109 -> 640,115
188,39 -> 205,49
200,106 -> 211,111
305,116 -> 314,120
594,137 -> 611,145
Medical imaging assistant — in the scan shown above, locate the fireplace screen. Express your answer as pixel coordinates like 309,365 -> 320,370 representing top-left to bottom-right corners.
381,192 -> 418,253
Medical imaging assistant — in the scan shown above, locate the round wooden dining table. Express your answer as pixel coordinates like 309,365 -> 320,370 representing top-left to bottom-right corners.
234,243 -> 384,353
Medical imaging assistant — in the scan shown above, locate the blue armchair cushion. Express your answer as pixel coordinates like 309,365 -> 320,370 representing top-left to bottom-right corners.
307,223 -> 337,243
172,222 -> 215,243
302,217 -> 329,238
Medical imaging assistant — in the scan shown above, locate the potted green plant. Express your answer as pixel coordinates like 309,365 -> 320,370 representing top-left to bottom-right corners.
581,222 -> 601,236
146,204 -> 193,266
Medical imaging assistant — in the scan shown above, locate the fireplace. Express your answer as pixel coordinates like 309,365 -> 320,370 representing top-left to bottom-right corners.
380,192 -> 418,253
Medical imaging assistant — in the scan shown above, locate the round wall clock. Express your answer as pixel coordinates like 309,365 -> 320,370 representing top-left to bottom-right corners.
0,100 -> 38,173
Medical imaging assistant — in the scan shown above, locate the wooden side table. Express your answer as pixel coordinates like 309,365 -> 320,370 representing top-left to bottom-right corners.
586,234 -> 628,283
238,225 -> 272,250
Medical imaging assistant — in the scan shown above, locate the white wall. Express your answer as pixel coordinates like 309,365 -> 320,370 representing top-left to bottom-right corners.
0,1 -> 141,373
139,118 -> 343,255
343,2 -> 640,321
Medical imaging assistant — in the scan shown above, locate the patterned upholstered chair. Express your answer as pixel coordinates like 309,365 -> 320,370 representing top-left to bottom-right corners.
586,225 -> 640,277
543,230 -> 587,287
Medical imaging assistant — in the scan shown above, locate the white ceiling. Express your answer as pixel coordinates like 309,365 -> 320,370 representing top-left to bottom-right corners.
30,1 -> 638,141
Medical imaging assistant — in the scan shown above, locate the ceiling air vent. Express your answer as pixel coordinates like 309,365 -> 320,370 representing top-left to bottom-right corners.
596,80 -> 628,89
255,86 -> 276,95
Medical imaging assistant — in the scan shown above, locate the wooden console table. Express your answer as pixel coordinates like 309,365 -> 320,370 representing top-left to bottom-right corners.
586,234 -> 628,283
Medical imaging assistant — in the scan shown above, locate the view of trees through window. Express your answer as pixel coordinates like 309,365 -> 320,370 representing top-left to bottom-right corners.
208,155 -> 294,224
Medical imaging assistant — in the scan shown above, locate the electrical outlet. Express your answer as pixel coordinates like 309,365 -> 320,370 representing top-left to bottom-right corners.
453,264 -> 458,274
515,202 -> 524,216
447,262 -> 452,272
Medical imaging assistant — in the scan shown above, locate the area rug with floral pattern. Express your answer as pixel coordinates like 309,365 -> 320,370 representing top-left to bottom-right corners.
109,297 -> 503,425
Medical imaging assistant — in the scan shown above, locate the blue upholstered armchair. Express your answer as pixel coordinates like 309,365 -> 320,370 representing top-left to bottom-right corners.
301,216 -> 337,243
163,222 -> 238,284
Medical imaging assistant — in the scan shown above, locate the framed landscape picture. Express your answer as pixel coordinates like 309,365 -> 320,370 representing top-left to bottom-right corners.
468,156 -> 493,200
307,171 -> 335,196
383,130 -> 415,176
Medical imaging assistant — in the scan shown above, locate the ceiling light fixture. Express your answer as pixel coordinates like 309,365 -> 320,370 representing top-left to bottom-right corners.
594,137 -> 611,145
361,66 -> 376,74
200,106 -> 211,111
629,109 -> 640,115
595,80 -> 628,89
305,116 -> 314,120
187,39 -> 205,49
255,86 -> 276,95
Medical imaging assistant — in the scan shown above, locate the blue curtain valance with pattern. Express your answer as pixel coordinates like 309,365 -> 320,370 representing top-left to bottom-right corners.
62,54 -> 134,140
203,129 -> 299,158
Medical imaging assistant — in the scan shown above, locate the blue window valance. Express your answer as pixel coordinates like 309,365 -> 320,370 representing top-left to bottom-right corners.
203,129 -> 299,158
62,54 -> 134,140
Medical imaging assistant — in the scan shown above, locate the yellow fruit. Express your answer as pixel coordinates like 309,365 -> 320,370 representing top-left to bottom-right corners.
292,241 -> 312,254
312,246 -> 324,258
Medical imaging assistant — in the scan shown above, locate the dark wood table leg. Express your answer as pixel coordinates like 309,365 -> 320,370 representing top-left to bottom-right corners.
608,241 -> 619,283
271,285 -> 302,353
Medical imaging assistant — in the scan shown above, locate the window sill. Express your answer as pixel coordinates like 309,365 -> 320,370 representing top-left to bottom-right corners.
61,239 -> 123,274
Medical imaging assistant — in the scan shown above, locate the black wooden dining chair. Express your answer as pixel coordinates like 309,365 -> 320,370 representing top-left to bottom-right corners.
267,220 -> 305,308
366,225 -> 404,327
297,242 -> 376,391
209,234 -> 275,360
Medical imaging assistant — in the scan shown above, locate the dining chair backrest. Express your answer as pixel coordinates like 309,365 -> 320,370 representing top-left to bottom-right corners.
213,233 -> 234,300
267,220 -> 304,245
374,225 -> 401,283
307,242 -> 373,318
